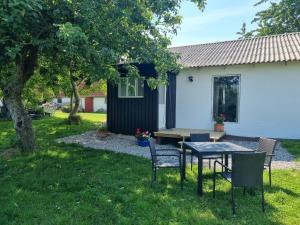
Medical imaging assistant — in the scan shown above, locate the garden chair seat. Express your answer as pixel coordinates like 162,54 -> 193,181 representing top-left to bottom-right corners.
156,161 -> 180,167
255,137 -> 277,186
213,152 -> 266,215
219,171 -> 232,182
149,140 -> 183,189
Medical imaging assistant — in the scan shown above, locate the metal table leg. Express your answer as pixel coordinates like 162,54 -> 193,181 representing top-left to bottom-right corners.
197,154 -> 203,196
225,154 -> 229,172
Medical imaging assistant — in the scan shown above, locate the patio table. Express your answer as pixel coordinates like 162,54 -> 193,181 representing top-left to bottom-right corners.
182,142 -> 254,196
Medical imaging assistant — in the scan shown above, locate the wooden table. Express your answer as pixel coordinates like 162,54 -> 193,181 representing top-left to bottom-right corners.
154,128 -> 225,143
182,142 -> 254,196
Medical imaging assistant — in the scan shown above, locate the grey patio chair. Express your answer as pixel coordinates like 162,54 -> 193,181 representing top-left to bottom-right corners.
190,133 -> 223,170
148,138 -> 183,189
213,152 -> 266,215
256,137 -> 277,186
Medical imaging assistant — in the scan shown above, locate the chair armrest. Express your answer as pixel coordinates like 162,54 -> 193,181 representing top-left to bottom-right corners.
266,154 -> 275,157
214,160 -> 231,172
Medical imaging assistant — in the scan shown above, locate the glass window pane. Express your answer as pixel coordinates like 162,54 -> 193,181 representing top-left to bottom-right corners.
137,78 -> 144,97
127,78 -> 136,96
213,76 -> 239,122
119,79 -> 127,97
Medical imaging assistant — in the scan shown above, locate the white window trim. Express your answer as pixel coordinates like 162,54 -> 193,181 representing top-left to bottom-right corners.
118,77 -> 144,98
211,74 -> 241,124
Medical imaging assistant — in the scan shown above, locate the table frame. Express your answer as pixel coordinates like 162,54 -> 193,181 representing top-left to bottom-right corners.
182,142 -> 254,196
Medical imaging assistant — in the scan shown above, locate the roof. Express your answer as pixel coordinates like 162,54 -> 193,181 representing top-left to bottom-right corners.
169,32 -> 300,68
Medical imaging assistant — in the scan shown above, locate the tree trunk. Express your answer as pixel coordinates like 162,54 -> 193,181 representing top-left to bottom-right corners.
4,89 -> 35,151
69,76 -> 80,117
70,93 -> 73,112
2,46 -> 37,152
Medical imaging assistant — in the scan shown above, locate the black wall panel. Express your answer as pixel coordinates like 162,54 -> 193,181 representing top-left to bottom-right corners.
107,64 -> 159,135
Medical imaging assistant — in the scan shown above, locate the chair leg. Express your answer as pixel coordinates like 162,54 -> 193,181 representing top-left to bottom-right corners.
209,159 -> 211,169
243,187 -> 246,196
151,167 -> 154,187
221,155 -> 224,172
191,155 -> 193,171
154,167 -> 157,182
213,171 -> 216,198
262,185 -> 265,212
180,165 -> 183,190
231,185 -> 236,215
269,166 -> 272,186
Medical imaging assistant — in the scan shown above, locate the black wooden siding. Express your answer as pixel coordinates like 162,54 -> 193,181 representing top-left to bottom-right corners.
107,64 -> 159,135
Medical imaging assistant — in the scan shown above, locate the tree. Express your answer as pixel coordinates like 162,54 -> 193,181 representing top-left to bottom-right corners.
239,0 -> 300,37
236,22 -> 254,39
55,22 -> 91,122
0,0 -> 206,152
253,0 -> 300,36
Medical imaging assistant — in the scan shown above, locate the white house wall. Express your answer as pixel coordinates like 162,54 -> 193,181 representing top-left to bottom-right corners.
158,85 -> 166,129
52,97 -> 71,104
176,61 -> 300,139
80,98 -> 85,110
93,97 -> 107,112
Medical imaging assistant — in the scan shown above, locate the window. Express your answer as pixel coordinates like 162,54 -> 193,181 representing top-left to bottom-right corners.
118,78 -> 144,98
213,75 -> 240,122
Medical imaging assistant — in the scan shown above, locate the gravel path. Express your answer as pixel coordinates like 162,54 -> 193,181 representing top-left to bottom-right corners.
57,131 -> 300,170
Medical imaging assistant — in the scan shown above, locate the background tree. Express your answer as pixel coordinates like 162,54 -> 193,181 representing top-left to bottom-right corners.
238,0 -> 300,37
0,0 -> 206,152
236,22 -> 253,39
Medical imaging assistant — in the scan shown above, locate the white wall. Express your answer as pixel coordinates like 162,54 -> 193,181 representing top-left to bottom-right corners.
158,85 -> 166,129
176,62 -> 300,139
80,98 -> 85,110
93,97 -> 107,112
52,97 -> 71,104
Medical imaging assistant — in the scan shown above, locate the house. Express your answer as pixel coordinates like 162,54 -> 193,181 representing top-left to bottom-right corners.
107,32 -> 300,139
53,91 -> 107,113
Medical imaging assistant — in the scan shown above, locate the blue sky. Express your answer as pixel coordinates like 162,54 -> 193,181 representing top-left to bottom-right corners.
171,0 -> 271,46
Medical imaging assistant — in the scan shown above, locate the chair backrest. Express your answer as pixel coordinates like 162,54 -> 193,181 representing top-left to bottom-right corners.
232,152 -> 266,188
257,137 -> 277,165
190,133 -> 210,142
148,138 -> 157,163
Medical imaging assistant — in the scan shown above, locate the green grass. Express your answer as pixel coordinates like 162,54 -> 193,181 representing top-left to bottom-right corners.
0,113 -> 299,225
282,140 -> 300,162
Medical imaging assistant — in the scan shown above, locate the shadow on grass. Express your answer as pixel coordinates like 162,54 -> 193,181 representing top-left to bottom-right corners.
1,145 -> 299,225
0,115 -> 299,224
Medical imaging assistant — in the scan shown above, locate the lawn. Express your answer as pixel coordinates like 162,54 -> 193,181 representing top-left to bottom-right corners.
0,113 -> 299,225
282,140 -> 300,162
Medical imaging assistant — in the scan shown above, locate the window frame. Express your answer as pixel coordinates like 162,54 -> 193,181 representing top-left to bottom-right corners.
118,77 -> 144,98
211,74 -> 241,124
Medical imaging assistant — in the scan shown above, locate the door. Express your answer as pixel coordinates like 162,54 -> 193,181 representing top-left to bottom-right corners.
85,97 -> 94,112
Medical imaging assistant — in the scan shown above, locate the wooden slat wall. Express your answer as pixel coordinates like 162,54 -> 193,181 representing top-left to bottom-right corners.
107,64 -> 159,135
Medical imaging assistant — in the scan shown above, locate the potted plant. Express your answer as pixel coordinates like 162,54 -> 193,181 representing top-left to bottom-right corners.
97,122 -> 110,138
214,114 -> 225,132
135,128 -> 151,147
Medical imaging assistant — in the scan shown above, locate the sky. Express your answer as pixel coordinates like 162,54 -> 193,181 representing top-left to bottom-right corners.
171,0 -> 272,46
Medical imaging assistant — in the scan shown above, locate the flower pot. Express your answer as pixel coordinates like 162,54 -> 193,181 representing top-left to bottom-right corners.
137,139 -> 149,147
214,124 -> 224,132
97,131 -> 110,138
